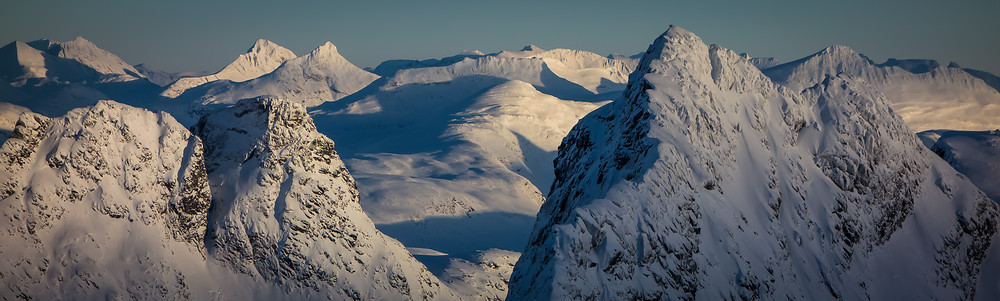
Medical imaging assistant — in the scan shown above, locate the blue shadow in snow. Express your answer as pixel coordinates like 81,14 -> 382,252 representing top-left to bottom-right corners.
376,211 -> 538,275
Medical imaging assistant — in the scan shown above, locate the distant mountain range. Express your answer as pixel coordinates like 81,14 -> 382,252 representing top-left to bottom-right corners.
1,28 -> 999,300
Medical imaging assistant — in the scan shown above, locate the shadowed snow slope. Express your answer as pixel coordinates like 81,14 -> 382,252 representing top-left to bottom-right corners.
763,46 -> 1000,132
310,75 -> 607,299
161,39 -> 296,97
919,129 -> 1000,203
509,25 -> 999,300
195,97 -> 453,300
185,42 -> 379,107
0,37 -> 145,84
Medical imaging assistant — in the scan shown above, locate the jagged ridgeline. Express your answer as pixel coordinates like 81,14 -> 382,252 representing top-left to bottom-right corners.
508,26 -> 999,300
0,101 -> 211,299
0,98 -> 453,300
194,96 -> 453,300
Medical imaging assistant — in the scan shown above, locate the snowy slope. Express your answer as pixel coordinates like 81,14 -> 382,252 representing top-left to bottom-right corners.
763,46 -> 1000,132
47,37 -> 145,82
194,96 -> 454,300
161,39 -> 296,98
133,63 -> 211,87
0,100 -> 218,299
439,249 -> 520,301
919,129 -> 1000,202
509,26 -> 999,300
309,74 -> 607,298
187,42 -> 378,107
370,50 -> 486,77
0,38 -> 166,125
0,41 -> 99,85
388,46 -> 635,101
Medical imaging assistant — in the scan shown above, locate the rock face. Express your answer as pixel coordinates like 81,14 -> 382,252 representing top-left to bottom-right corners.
161,39 -> 296,98
508,26 -> 999,300
762,45 -> 1000,132
0,100 -> 211,299
194,96 -> 452,300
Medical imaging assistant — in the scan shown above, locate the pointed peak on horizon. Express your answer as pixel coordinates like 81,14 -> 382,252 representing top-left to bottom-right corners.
246,39 -> 291,54
521,44 -> 544,52
310,41 -> 339,55
661,24 -> 695,39
820,45 -> 858,55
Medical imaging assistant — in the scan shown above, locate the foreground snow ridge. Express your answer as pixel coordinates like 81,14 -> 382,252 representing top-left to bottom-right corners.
0,101 -> 211,299
509,25 -> 999,300
0,98 -> 455,300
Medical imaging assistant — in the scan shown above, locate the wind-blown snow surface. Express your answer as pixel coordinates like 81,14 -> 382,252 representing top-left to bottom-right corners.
919,129 -> 1000,202
161,39 -> 296,98
509,26 -> 999,300
194,97 -> 453,300
763,46 -> 1000,132
184,42 -> 379,107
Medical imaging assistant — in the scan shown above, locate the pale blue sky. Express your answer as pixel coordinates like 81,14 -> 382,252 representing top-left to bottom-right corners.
1,0 -> 997,74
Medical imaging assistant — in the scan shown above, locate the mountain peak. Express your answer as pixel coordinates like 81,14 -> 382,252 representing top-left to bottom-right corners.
510,25 -> 999,300
70,36 -> 91,44
819,45 -> 859,56
645,25 -> 705,59
661,24 -> 696,40
312,41 -> 339,55
247,38 -> 282,53
521,44 -> 544,52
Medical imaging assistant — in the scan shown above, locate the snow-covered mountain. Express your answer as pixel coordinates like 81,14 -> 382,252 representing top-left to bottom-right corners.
762,46 -> 1000,132
387,45 -> 636,101
370,50 -> 486,77
0,37 -> 145,84
919,129 -> 1000,202
0,40 -> 100,85
185,42 -> 378,107
42,37 -> 145,82
194,96 -> 453,300
0,37 -> 164,127
0,100 -> 217,299
509,26 -> 999,300
310,77 -> 605,278
0,98 -> 460,300
161,39 -> 296,98
308,47 -> 628,297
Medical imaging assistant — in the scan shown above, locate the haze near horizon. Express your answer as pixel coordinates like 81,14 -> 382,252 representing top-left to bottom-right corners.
1,0 -> 997,75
